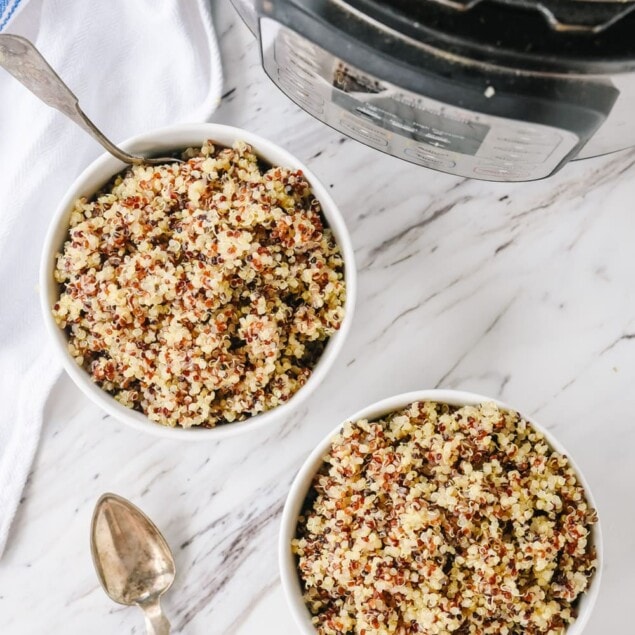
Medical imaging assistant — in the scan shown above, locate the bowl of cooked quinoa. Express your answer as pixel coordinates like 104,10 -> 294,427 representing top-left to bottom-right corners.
280,390 -> 602,635
40,123 -> 355,438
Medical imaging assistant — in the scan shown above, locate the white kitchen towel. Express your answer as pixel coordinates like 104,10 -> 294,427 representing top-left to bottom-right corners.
0,0 -> 25,30
0,0 -> 223,557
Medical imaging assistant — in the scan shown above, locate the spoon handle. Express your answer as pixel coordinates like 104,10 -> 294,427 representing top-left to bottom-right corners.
140,597 -> 171,635
0,34 -> 142,164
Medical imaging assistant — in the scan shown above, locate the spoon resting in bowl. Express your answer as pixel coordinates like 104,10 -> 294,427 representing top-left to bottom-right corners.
0,34 -> 181,166
91,493 -> 176,635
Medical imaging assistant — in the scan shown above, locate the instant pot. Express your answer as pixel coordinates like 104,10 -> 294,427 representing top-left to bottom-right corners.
231,0 -> 635,181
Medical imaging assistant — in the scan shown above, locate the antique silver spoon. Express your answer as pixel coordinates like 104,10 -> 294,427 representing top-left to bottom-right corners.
91,493 -> 176,635
0,34 -> 181,165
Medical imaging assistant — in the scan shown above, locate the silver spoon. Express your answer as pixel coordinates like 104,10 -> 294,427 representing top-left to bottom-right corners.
0,34 -> 181,165
91,493 -> 176,635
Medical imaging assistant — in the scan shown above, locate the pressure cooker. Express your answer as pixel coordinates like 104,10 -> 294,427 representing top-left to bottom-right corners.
231,0 -> 635,181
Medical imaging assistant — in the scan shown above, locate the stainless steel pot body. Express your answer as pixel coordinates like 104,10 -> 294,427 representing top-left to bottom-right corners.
232,0 -> 635,181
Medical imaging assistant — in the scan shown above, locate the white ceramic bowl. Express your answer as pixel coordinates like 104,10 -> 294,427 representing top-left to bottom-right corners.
280,389 -> 603,634
40,123 -> 356,440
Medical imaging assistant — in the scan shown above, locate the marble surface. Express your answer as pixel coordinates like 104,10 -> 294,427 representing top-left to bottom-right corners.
2,3 -> 635,633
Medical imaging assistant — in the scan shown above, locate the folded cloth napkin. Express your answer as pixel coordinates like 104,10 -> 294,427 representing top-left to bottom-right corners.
0,0 -> 223,557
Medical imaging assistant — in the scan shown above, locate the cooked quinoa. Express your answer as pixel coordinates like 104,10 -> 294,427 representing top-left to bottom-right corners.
293,402 -> 597,635
52,141 -> 346,428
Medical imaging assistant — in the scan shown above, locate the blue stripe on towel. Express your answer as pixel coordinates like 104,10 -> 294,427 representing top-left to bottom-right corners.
0,0 -> 22,31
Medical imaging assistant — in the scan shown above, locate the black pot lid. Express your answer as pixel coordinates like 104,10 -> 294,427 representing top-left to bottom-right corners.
345,0 -> 635,72
428,0 -> 635,34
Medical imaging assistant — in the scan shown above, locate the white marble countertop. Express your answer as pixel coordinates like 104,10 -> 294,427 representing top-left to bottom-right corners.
3,3 -> 635,634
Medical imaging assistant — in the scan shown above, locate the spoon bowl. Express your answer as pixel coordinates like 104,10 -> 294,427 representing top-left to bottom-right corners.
91,493 -> 175,634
